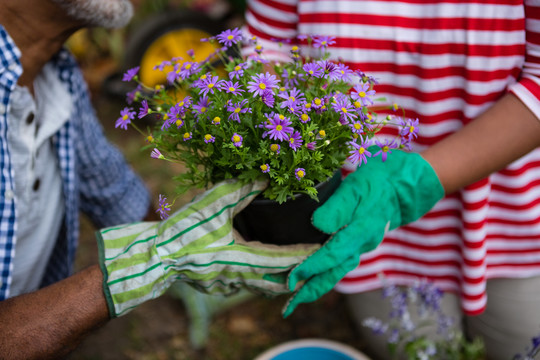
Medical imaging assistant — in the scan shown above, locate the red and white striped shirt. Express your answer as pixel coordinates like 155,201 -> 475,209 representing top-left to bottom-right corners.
245,0 -> 540,315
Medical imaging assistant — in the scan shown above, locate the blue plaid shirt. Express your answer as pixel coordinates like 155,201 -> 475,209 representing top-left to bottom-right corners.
0,26 -> 150,300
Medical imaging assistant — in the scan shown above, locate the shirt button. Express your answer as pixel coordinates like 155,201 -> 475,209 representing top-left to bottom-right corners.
26,112 -> 35,125
32,178 -> 40,192
4,190 -> 14,200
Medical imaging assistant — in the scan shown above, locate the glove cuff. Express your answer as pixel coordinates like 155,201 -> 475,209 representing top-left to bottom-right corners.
96,222 -> 166,317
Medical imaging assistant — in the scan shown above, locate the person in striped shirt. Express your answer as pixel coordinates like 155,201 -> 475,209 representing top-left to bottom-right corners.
243,0 -> 540,358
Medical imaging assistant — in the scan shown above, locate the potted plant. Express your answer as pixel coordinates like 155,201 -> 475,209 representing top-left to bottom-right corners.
117,28 -> 415,244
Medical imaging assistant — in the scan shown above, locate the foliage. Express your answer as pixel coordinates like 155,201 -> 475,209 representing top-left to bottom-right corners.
119,29 -> 415,205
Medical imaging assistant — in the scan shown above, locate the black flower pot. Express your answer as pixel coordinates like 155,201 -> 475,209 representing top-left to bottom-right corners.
233,171 -> 342,245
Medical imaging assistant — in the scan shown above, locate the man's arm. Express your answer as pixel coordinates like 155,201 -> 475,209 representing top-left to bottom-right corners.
422,93 -> 540,194
0,265 -> 109,360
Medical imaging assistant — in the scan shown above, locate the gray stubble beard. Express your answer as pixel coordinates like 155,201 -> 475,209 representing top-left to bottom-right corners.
50,0 -> 134,28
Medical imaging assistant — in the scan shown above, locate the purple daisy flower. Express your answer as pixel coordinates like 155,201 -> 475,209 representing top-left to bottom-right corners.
261,90 -> 275,107
351,82 -> 376,106
153,60 -> 171,72
231,133 -> 243,147
138,100 -> 149,119
303,62 -> 324,78
313,35 -> 336,48
204,134 -> 215,143
295,168 -> 306,181
156,194 -> 171,220
229,62 -> 246,80
306,141 -> 316,151
399,117 -> 420,140
199,75 -> 220,96
349,120 -> 364,134
227,99 -> 252,122
288,130 -> 303,151
270,143 -> 281,154
179,61 -> 199,79
260,164 -> 270,173
183,132 -> 192,141
374,138 -> 398,162
216,27 -> 242,47
219,80 -> 245,95
193,96 -> 212,118
347,138 -> 372,165
300,113 -> 311,123
334,63 -> 354,82
115,107 -> 135,130
278,88 -> 305,107
311,97 -> 325,110
264,114 -> 293,141
167,63 -> 182,84
122,66 -> 140,82
151,148 -> 165,160
332,95 -> 357,123
126,85 -> 142,105
247,72 -> 279,97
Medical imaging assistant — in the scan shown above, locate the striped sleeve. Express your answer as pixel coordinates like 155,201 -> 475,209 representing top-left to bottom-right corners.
244,0 -> 299,61
509,0 -> 540,119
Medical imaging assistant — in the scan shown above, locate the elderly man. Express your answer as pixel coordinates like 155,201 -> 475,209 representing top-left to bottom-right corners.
0,1 -> 316,358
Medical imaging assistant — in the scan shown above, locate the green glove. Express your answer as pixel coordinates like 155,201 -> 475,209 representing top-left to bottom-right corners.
283,150 -> 444,317
97,179 -> 320,318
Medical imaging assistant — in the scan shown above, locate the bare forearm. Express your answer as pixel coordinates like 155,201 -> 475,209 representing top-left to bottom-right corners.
0,265 -> 110,360
422,93 -> 540,194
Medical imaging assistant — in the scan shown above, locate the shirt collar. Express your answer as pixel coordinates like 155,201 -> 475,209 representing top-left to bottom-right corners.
0,24 -> 23,84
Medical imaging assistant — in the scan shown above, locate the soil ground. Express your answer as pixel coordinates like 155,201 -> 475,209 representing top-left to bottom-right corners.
66,89 -> 368,360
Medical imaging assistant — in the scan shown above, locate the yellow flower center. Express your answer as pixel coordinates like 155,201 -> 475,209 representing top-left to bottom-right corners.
270,144 -> 279,151
200,74 -> 207,80
309,70 -> 314,75
354,101 -> 362,108
179,101 -> 184,106
409,126 -> 415,132
200,107 -> 207,113
321,41 -> 327,46
205,134 -> 212,141
292,46 -> 299,51
260,164 -> 268,171
233,135 -> 241,142
297,170 -> 305,178
319,130 -> 326,137
276,125 -> 283,131
183,132 -> 190,139
305,103 -> 312,108
279,87 -> 286,92
256,45 -> 262,50
235,107 -> 241,113
122,114 -> 129,121
301,114 -> 309,122
227,35 -> 234,40
279,114 -> 285,120
341,107 -> 348,113
359,91 -> 366,98
259,83 -> 266,90
176,119 -> 183,127
208,83 -> 214,89
314,98 -> 321,105
213,117 -> 221,124
359,148 -> 365,154
289,96 -> 295,101
354,123 -> 361,130
147,136 -> 154,143
185,63 -> 191,70
234,65 -> 241,71
393,103 -> 399,110
229,87 -> 236,92
383,146 -> 389,152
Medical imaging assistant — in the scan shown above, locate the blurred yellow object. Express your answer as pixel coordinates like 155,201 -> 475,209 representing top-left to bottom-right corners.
139,28 -> 221,88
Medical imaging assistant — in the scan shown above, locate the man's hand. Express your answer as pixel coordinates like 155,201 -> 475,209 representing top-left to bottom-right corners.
98,179 -> 320,317
282,150 -> 444,317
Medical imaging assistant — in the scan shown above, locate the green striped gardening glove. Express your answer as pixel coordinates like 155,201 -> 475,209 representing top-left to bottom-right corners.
97,179 -> 320,318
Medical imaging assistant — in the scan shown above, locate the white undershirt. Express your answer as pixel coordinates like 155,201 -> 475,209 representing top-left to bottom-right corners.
8,63 -> 72,297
